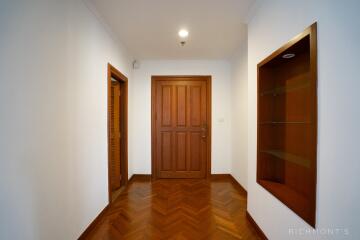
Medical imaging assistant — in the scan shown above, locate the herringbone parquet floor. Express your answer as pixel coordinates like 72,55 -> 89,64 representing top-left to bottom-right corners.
86,176 -> 262,240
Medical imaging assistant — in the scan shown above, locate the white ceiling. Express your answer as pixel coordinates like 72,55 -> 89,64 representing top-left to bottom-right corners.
88,0 -> 254,60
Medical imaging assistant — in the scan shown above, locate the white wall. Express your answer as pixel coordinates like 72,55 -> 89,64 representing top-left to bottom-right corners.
131,60 -> 233,174
230,36 -> 248,190
0,0 -> 133,239
247,0 -> 360,239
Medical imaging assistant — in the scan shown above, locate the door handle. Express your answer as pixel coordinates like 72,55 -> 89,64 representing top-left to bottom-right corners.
201,123 -> 208,139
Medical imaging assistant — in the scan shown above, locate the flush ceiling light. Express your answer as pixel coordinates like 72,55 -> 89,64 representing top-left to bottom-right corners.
282,53 -> 296,59
178,29 -> 189,38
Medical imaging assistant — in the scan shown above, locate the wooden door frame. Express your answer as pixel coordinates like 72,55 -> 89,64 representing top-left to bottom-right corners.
151,75 -> 212,180
107,63 -> 128,203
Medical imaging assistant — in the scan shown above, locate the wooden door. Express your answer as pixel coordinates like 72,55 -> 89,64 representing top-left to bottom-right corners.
152,76 -> 211,178
107,63 -> 128,203
110,81 -> 121,190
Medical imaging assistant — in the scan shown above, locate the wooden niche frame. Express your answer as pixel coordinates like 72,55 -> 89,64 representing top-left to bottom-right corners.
256,23 -> 317,227
107,63 -> 128,204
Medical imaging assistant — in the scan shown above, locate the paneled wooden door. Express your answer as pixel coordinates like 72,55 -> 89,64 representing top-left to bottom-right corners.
107,63 -> 128,203
110,80 -> 121,190
152,76 -> 211,179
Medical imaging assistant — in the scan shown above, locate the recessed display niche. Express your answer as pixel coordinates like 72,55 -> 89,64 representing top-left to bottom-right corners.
257,23 -> 317,227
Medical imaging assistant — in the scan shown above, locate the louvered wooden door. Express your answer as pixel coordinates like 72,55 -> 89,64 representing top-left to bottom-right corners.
152,77 -> 211,178
110,81 -> 121,190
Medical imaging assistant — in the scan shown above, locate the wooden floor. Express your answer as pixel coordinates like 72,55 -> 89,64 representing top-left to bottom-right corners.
86,176 -> 262,239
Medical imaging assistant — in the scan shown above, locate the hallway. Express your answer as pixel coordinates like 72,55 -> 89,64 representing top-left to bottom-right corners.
85,176 -> 261,239
1,1 -> 360,239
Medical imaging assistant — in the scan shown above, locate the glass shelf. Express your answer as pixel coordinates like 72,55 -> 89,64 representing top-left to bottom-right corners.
260,150 -> 311,168
258,121 -> 311,125
260,81 -> 310,96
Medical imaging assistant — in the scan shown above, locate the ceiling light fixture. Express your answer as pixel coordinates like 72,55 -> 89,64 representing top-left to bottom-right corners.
282,53 -> 296,59
178,29 -> 189,38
